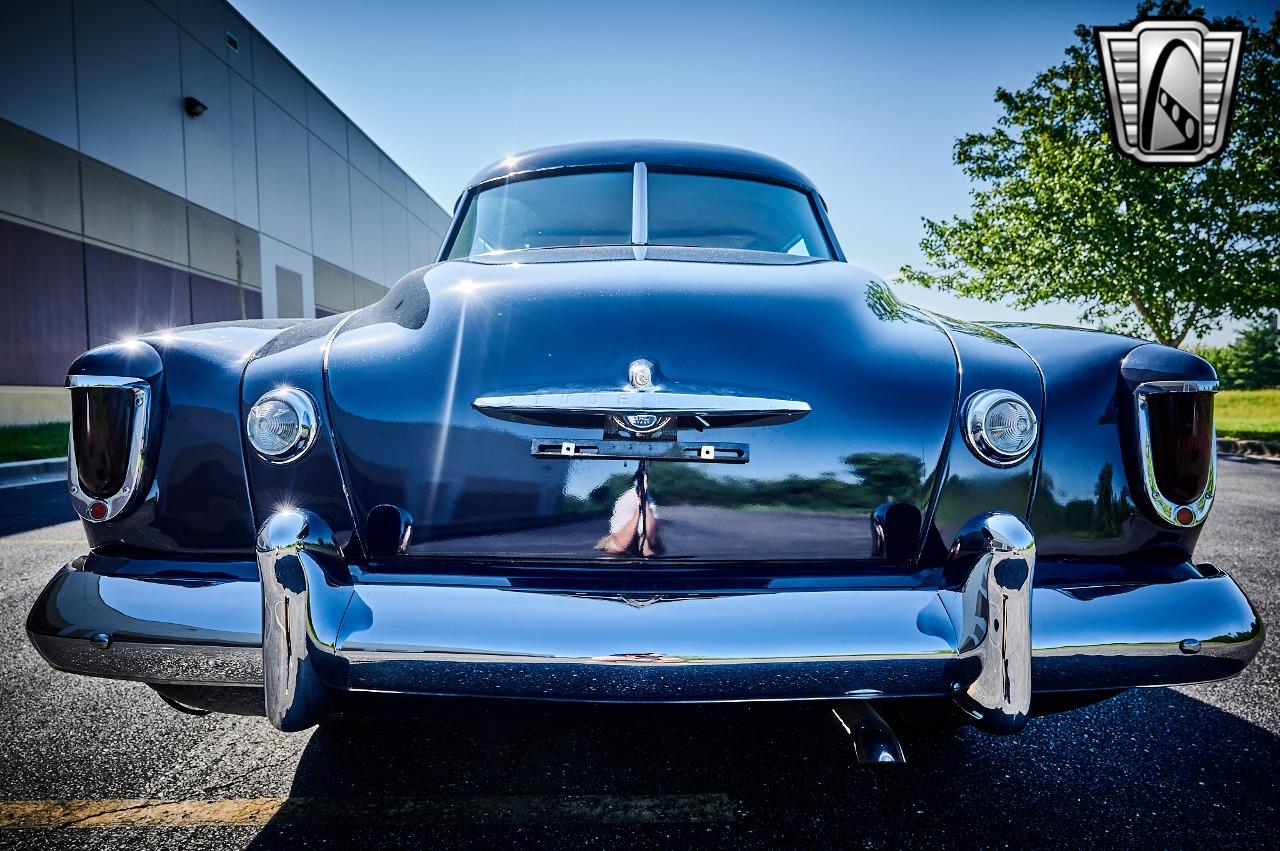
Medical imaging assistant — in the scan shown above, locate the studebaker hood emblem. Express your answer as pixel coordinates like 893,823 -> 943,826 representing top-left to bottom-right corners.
472,357 -> 811,430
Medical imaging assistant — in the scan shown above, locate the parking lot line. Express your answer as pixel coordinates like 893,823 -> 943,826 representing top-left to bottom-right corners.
0,794 -> 736,828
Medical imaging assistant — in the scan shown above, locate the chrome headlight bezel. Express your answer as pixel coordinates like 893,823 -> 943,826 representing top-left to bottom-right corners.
246,388 -> 318,463
963,389 -> 1039,467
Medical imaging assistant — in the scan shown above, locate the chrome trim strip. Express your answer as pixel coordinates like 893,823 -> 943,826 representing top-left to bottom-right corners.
66,375 -> 149,523
1135,380 -> 1219,527
473,391 -> 810,424
631,161 -> 648,246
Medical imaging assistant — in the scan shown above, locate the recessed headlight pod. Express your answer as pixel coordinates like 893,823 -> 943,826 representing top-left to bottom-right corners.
246,388 -> 317,463
963,390 -> 1039,467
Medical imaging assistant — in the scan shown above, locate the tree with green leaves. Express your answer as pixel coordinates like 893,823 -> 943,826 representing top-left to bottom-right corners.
900,1 -> 1279,347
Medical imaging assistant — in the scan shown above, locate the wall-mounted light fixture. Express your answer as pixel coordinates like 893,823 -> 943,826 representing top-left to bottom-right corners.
183,96 -> 208,118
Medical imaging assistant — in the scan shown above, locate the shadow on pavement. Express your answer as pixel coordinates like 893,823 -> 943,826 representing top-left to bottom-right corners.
247,688 -> 1279,848
0,480 -> 77,536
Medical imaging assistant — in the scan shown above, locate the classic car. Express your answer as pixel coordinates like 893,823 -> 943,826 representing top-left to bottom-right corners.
27,140 -> 1262,760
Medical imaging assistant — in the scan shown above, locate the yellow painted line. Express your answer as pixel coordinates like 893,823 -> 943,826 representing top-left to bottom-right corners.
0,794 -> 735,828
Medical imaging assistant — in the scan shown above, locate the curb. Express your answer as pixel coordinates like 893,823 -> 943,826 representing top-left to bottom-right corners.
0,457 -> 67,490
1217,437 -> 1280,463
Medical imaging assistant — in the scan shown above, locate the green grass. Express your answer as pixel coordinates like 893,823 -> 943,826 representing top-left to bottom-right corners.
0,423 -> 68,463
1216,389 -> 1280,443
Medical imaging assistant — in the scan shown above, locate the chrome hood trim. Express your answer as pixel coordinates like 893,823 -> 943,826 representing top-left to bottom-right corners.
473,389 -> 811,428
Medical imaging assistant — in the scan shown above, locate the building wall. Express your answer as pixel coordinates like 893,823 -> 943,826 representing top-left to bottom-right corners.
0,0 -> 450,425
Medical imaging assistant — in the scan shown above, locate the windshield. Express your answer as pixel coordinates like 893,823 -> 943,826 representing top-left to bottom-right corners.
444,168 -> 833,260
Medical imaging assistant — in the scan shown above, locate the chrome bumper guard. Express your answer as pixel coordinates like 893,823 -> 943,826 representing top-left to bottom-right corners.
27,511 -> 1263,733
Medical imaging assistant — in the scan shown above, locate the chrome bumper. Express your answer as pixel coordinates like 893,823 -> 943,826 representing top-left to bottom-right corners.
28,511 -> 1263,732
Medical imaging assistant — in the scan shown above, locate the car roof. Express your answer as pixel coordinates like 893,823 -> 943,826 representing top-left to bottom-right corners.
464,140 -> 819,193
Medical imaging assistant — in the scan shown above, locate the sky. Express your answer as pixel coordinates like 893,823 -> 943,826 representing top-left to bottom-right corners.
229,0 -> 1276,345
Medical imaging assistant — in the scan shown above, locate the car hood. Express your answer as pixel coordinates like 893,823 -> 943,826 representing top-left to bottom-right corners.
324,254 -> 960,565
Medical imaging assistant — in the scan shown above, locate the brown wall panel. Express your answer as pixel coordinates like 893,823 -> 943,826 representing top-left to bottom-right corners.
0,217 -> 88,385
191,273 -> 257,324
85,244 -> 192,348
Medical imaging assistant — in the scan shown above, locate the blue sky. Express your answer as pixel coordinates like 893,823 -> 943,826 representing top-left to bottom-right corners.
230,0 -> 1275,344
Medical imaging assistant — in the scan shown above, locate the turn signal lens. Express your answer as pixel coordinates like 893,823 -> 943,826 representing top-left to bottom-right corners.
964,390 -> 1039,466
246,389 -> 316,461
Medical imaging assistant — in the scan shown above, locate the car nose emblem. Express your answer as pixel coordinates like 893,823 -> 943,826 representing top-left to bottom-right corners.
628,359 -> 655,389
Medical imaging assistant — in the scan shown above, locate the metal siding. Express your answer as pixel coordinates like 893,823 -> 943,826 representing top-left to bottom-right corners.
0,120 -> 83,234
187,203 -> 261,285
228,72 -> 259,229
73,0 -> 187,197
346,122 -> 379,179
378,152 -> 408,204
81,160 -> 189,264
179,33 -> 236,219
313,256 -> 355,313
305,86 -> 346,156
0,0 -> 79,148
349,165 -> 383,283
84,244 -> 192,348
0,218 -> 88,385
177,0 -> 252,80
191,273 -> 250,323
250,33 -> 306,121
407,214 -> 433,270
254,92 -> 311,252
307,134 -> 353,270
407,183 -> 430,222
380,191 -> 409,286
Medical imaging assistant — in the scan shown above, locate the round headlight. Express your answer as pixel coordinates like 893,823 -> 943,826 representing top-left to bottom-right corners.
963,389 -> 1038,466
247,388 -> 317,462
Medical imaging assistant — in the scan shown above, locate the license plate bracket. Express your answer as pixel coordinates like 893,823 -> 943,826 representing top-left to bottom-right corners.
531,438 -> 749,464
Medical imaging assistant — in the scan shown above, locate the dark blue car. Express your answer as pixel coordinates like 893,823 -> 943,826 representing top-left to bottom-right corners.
28,141 -> 1261,758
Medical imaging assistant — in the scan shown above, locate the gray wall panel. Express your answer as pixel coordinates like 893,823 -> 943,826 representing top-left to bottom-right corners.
407,183 -> 430,222
82,161 -> 188,264
188,203 -> 260,285
0,121 -> 82,234
74,0 -> 186,196
378,152 -> 407,204
349,166 -> 382,282
313,257 -> 354,312
180,33 -> 236,219
0,0 -> 78,148
254,92 -> 311,251
380,191 -> 409,286
347,122 -> 379,178
427,200 -> 452,237
306,86 -> 346,156
427,228 -> 444,264
228,73 -> 259,228
150,0 -> 179,20
353,275 -> 386,308
178,0 -> 252,79
407,215 -> 432,270
308,135 -> 353,269
251,34 -> 305,121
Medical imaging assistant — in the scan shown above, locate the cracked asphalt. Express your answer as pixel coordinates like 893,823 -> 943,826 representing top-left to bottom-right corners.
1,457 -> 1276,848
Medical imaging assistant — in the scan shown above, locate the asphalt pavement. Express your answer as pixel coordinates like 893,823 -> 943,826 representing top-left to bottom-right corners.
1,458 -> 1277,848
